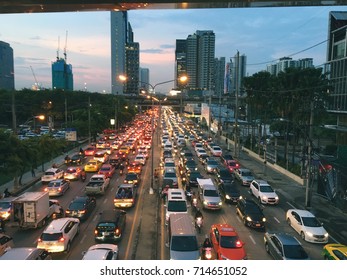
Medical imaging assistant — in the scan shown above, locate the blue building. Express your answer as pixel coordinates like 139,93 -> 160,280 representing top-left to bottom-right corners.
52,58 -> 73,91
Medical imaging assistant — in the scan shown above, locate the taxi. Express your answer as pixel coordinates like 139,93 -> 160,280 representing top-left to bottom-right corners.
64,166 -> 83,181
127,162 -> 142,174
209,223 -> 247,260
322,243 -> 347,260
84,159 -> 103,172
118,146 -> 130,155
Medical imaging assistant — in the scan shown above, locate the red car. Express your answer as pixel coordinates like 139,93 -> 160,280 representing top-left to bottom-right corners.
209,223 -> 247,260
84,146 -> 97,156
98,164 -> 116,178
226,160 -> 240,173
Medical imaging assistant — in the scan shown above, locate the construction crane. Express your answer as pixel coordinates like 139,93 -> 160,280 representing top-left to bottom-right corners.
30,65 -> 41,91
64,30 -> 68,62
56,36 -> 60,61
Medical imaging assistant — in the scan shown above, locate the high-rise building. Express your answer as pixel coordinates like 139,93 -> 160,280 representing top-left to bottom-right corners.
175,39 -> 187,89
266,57 -> 313,76
0,41 -> 15,90
52,58 -> 73,91
326,11 -> 347,138
229,53 -> 247,95
125,42 -> 139,95
214,57 -> 225,97
111,11 -> 127,95
140,67 -> 150,91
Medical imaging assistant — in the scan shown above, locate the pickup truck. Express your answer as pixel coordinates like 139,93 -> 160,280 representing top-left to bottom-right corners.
114,184 -> 137,208
85,174 -> 110,195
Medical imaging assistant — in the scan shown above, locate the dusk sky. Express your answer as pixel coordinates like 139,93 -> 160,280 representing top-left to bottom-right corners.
1,6 -> 347,93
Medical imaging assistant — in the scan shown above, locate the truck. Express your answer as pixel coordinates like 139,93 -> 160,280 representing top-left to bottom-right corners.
85,174 -> 110,195
11,192 -> 58,228
114,183 -> 137,208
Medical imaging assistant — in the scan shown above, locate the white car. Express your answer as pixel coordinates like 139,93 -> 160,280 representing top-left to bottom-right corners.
41,168 -> 64,183
250,179 -> 279,205
285,209 -> 329,244
82,244 -> 119,260
210,145 -> 223,157
234,168 -> 255,186
195,148 -> 207,158
134,154 -> 146,165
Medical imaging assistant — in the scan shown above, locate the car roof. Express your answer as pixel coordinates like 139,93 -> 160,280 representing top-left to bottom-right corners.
98,209 -> 125,222
213,224 -> 238,236
289,209 -> 315,217
253,179 -> 270,185
271,232 -> 301,245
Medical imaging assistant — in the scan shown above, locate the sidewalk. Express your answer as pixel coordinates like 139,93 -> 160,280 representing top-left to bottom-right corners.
217,135 -> 347,245
0,146 -> 84,197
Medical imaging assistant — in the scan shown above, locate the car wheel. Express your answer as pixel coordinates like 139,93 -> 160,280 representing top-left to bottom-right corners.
243,218 -> 247,225
265,242 -> 270,254
65,241 -> 71,253
258,197 -> 262,204
287,218 -> 291,226
300,231 -> 306,241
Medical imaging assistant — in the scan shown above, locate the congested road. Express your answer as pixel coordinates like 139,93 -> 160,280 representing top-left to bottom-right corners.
3,107 -> 329,260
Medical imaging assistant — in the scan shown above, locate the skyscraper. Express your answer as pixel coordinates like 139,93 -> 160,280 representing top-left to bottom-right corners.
52,59 -> 73,91
140,67 -> 150,91
0,41 -> 15,90
214,57 -> 225,97
111,11 -> 127,95
175,39 -> 187,89
125,42 -> 139,95
229,53 -> 247,95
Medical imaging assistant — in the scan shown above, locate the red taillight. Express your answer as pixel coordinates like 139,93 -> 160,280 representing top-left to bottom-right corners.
44,187 -> 48,192
80,210 -> 86,214
236,240 -> 242,247
115,228 -> 120,236
59,237 -> 65,242
94,229 -> 98,235
58,187 -> 62,191
38,238 -> 42,242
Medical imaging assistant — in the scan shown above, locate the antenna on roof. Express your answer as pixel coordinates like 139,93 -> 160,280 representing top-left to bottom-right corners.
64,30 -> 68,62
57,36 -> 60,61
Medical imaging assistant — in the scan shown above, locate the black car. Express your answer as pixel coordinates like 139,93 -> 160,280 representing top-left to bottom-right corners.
109,157 -> 121,169
236,197 -> 266,229
215,166 -> 234,185
94,209 -> 126,243
183,170 -> 203,188
65,196 -> 96,221
221,154 -> 234,165
70,153 -> 86,166
124,172 -> 140,186
184,159 -> 198,173
218,182 -> 240,203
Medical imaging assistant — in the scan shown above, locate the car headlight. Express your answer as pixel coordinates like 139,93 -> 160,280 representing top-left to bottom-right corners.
203,201 -> 208,205
207,167 -> 212,171
246,216 -> 252,222
262,217 -> 266,222
218,201 -> 222,206
324,233 -> 329,238
225,195 -> 230,199
305,231 -> 314,237
262,195 -> 268,200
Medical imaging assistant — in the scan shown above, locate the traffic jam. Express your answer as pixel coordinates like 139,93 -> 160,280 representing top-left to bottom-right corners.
0,106 -> 345,260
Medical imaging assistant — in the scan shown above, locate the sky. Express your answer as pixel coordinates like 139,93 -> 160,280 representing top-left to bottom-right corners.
1,5 -> 347,93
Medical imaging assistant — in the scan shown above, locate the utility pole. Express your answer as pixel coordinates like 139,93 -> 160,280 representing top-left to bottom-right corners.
88,96 -> 91,144
234,51 -> 239,158
305,101 -> 314,208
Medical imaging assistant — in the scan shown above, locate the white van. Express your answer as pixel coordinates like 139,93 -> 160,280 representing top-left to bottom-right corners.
165,189 -> 188,225
197,178 -> 222,210
168,213 -> 200,260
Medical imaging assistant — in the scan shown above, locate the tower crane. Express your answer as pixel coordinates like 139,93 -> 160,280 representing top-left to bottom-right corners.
30,65 -> 41,91
64,30 -> 68,62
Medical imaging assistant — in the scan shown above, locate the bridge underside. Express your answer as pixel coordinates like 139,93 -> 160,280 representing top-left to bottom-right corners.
1,0 -> 347,14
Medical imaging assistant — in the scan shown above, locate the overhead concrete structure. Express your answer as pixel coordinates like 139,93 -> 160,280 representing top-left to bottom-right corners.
1,1 -> 347,14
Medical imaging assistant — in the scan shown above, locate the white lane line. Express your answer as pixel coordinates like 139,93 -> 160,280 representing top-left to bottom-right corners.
79,234 -> 86,245
273,216 -> 280,223
249,235 -> 256,245
286,201 -> 296,209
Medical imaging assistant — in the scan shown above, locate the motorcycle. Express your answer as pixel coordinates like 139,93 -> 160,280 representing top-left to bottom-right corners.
191,197 -> 198,212
80,172 -> 86,182
195,216 -> 203,233
185,189 -> 193,202
202,246 -> 213,260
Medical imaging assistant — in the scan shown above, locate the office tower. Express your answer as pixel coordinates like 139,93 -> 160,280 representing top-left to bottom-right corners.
230,53 -> 247,96
140,68 -> 150,91
175,39 -> 187,89
111,11 -> 127,95
214,57 -> 225,97
0,41 -> 15,90
125,42 -> 139,95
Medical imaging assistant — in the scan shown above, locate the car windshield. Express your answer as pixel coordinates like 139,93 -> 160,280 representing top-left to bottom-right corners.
283,245 -> 309,259
44,172 -> 55,176
190,172 -> 201,179
71,155 -> 80,160
246,204 -> 262,214
66,168 -> 77,173
204,190 -> 219,197
259,185 -> 274,192
186,161 -> 196,167
208,160 -> 218,165
48,181 -> 62,187
165,173 -> 176,178
171,236 -> 198,251
96,223 -> 116,230
242,171 -> 252,176
165,163 -> 175,167
126,174 -> 137,180
220,170 -> 232,177
167,201 -> 187,212
0,202 -> 11,209
100,167 -> 111,171
220,236 -> 242,248
302,217 -> 322,227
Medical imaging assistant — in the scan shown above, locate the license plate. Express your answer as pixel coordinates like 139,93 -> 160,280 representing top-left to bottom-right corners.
256,223 -> 261,227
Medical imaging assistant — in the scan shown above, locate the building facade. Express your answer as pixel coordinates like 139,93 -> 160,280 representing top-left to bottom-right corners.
52,58 -> 73,91
140,67 -> 149,91
175,39 -> 187,90
0,41 -> 15,90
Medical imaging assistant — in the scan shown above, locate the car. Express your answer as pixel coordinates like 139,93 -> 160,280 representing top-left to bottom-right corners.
221,154 -> 234,165
82,243 -> 119,260
195,148 -> 207,158
98,163 -> 116,178
163,158 -> 175,170
285,209 -> 329,243
163,168 -> 178,187
127,161 -> 142,174
37,217 -> 80,253
69,153 -> 86,165
65,196 -> 96,221
218,182 -> 240,203
322,243 -> 347,260
64,166 -> 83,180
234,168 -> 255,186
236,196 -> 266,229
123,172 -> 140,186
210,224 -> 247,260
84,146 -> 96,156
0,196 -> 18,221
109,157 -> 121,169
225,159 -> 240,173
94,210 -> 126,243
198,154 -> 209,165
0,247 -> 52,260
210,145 -> 223,157
183,170 -> 203,188
134,154 -> 146,165
264,232 -> 310,260
41,168 -> 64,183
96,140 -> 106,149
215,166 -> 234,185
205,157 -> 219,174
118,145 -> 130,155
84,159 -> 103,172
250,179 -> 279,205
184,159 -> 198,174
0,233 -> 14,256
44,179 -> 70,197
94,150 -> 110,163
